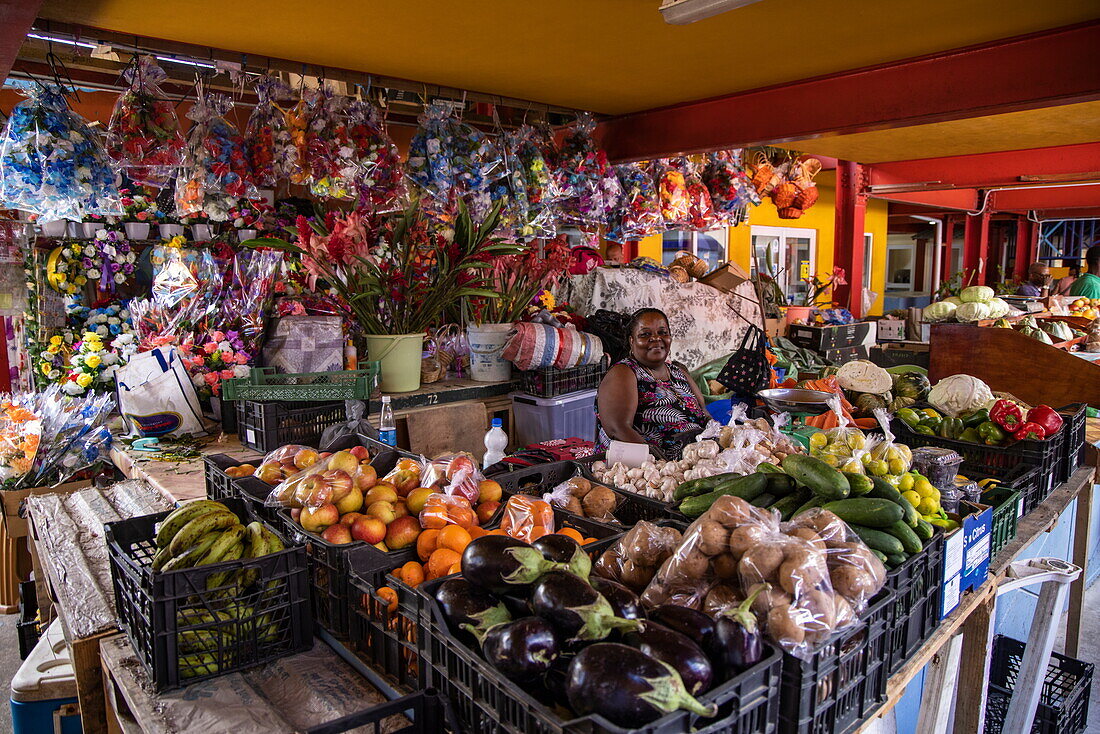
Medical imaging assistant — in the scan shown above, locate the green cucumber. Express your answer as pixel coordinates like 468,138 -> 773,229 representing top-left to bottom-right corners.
870,549 -> 889,564
914,519 -> 934,541
679,474 -> 769,517
765,473 -> 797,497
781,454 -> 850,500
750,492 -> 777,508
770,488 -> 812,520
756,462 -> 783,474
868,477 -> 904,504
848,524 -> 905,555
792,495 -> 825,519
843,472 -> 875,496
898,495 -> 921,528
887,520 -> 923,554
672,473 -> 739,502
821,498 -> 905,528
885,553 -> 907,568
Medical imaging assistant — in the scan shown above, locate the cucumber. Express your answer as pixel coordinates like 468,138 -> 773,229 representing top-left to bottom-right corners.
792,495 -> 825,519
885,553 -> 907,568
821,498 -> 905,528
898,495 -> 921,528
756,462 -> 783,474
781,454 -> 850,500
870,549 -> 889,564
843,472 -> 875,496
868,477 -> 904,504
679,474 -> 769,517
750,492 -> 777,508
887,520 -> 923,554
770,488 -> 812,520
673,473 -> 738,502
848,524 -> 905,555
914,519 -> 934,541
765,473 -> 797,497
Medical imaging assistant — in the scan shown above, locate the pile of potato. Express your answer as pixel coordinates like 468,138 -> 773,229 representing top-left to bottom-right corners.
549,476 -> 620,522
593,521 -> 684,592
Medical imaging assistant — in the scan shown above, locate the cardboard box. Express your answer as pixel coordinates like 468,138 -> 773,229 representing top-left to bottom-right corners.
877,319 -> 907,342
764,317 -> 785,339
869,342 -> 930,369
821,345 -> 869,366
1,479 -> 92,538
698,261 -> 751,293
788,321 -> 875,351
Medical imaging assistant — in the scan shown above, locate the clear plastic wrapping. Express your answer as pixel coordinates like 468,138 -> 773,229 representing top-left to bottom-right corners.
106,57 -> 185,188
174,91 -> 259,221
420,492 -> 480,530
604,162 -> 661,243
543,476 -> 619,522
353,103 -> 407,215
911,446 -> 963,489
556,113 -> 608,226
657,159 -> 692,228
593,521 -> 684,593
499,494 -> 555,542
246,75 -> 298,188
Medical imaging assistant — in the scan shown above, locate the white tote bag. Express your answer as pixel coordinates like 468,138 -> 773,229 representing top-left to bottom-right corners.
116,347 -> 209,437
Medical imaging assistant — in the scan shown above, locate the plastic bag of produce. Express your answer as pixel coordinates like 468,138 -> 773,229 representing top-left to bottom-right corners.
593,521 -> 684,593
418,453 -> 484,504
543,476 -> 619,522
862,408 -> 913,476
499,494 -> 556,542
253,444 -> 317,484
419,492 -> 480,530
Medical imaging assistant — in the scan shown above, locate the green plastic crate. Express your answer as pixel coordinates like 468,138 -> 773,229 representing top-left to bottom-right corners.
982,486 -> 1022,558
221,365 -> 379,402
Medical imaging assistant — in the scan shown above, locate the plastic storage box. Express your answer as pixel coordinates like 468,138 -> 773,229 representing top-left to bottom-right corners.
511,389 -> 597,446
10,618 -> 81,734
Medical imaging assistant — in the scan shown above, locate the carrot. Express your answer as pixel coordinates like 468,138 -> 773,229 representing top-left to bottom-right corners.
822,411 -> 838,429
853,417 -> 879,429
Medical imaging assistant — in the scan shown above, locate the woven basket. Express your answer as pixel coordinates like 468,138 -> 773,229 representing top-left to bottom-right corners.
777,206 -> 805,220
669,265 -> 690,283
751,151 -> 778,196
793,184 -> 819,210
671,251 -> 708,278
771,180 -> 798,209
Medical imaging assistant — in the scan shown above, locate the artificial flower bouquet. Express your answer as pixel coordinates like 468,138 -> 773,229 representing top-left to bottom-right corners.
106,56 -> 185,188
180,329 -> 252,400
119,187 -> 162,223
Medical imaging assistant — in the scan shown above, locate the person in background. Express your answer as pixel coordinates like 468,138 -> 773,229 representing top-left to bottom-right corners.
1069,246 -> 1100,299
596,308 -> 711,460
1055,264 -> 1080,296
604,242 -> 624,266
1015,261 -> 1051,297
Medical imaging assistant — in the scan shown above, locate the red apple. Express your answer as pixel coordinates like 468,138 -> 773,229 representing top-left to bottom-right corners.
290,507 -> 303,522
385,515 -> 421,550
364,485 -> 398,505
476,500 -> 499,525
350,516 -> 386,544
392,500 -> 408,519
300,503 -> 340,533
321,524 -> 353,544
339,511 -> 366,527
322,469 -> 354,504
319,452 -> 332,460
348,445 -> 370,461
446,454 -> 476,481
256,461 -> 283,485
356,464 -> 378,490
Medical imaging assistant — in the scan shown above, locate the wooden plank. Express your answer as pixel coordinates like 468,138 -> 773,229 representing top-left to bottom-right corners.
370,377 -> 518,413
111,435 -> 261,504
953,591 -> 997,734
915,633 -> 963,733
1066,450 -> 1094,657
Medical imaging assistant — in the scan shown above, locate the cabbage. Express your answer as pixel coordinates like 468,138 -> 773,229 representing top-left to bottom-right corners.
986,297 -> 1010,318
923,300 -> 958,323
960,285 -> 995,303
944,296 -> 963,307
956,301 -> 992,322
928,374 -> 994,417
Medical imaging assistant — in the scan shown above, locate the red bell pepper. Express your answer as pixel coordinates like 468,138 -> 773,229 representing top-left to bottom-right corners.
990,399 -> 1024,432
1026,405 -> 1063,438
1014,422 -> 1047,441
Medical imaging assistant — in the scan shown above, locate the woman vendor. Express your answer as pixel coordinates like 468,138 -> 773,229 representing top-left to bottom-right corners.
596,308 -> 712,459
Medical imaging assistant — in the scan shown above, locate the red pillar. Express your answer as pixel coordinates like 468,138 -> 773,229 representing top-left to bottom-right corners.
1013,216 -> 1034,280
963,207 -> 992,286
942,216 -> 956,282
833,161 -> 868,317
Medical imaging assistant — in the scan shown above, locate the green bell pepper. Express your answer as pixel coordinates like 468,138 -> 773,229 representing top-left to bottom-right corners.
920,408 -> 941,421
961,408 -> 990,428
938,417 -> 964,439
919,415 -> 943,432
959,427 -> 981,443
897,408 -> 923,428
978,420 -> 1007,446
914,425 -> 936,436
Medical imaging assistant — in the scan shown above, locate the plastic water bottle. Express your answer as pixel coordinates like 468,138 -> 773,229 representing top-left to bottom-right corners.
378,396 -> 396,447
483,418 -> 508,468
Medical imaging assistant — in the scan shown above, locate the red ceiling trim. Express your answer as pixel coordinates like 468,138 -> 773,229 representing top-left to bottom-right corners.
990,185 -> 1100,211
869,142 -> 1100,190
601,21 -> 1100,162
0,1 -> 43,80
873,189 -> 980,211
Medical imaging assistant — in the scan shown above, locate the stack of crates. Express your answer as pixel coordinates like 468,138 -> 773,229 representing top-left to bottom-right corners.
511,363 -> 607,447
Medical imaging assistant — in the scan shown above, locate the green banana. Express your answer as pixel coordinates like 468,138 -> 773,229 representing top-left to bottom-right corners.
151,544 -> 175,572
161,533 -> 221,572
259,525 -> 284,553
204,534 -> 247,591
235,522 -> 268,589
155,500 -> 230,548
178,608 -> 235,629
198,525 -> 247,567
168,510 -> 239,556
178,629 -> 226,653
179,653 -> 220,678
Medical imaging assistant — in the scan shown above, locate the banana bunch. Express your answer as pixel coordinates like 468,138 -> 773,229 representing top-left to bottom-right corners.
151,501 -> 284,593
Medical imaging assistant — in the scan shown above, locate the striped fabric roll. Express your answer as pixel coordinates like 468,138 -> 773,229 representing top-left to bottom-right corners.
503,323 -> 604,370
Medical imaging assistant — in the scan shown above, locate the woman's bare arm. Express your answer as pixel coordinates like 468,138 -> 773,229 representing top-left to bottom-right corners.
597,364 -> 649,445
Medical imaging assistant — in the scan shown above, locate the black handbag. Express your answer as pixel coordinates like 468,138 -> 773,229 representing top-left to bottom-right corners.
716,325 -> 770,399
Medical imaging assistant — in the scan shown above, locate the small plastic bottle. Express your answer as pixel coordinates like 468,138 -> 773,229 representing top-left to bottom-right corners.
483,418 -> 508,469
344,339 -> 358,370
378,396 -> 396,447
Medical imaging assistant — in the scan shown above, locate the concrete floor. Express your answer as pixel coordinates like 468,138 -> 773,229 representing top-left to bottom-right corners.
0,613 -> 18,734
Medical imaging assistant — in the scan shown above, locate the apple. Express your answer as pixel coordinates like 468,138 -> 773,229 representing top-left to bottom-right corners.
339,511 -> 366,527
322,469 -> 354,504
348,445 -> 370,461
300,503 -> 340,533
238,463 -> 256,475
328,450 -> 360,476
364,485 -> 398,505
373,542 -> 389,552
321,524 -> 353,544
392,500 -> 408,519
476,500 -> 499,525
478,479 -> 502,504
290,507 -> 303,522
385,515 -> 421,550
335,486 -> 364,514
294,448 -> 321,470
366,501 -> 396,525
256,461 -> 283,485
295,474 -> 330,506
356,464 -> 378,490
351,516 -> 387,544
319,452 -> 332,460
405,487 -> 433,515
447,454 -> 476,481
390,470 -> 419,495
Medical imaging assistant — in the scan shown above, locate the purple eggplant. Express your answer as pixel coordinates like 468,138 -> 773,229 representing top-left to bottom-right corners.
713,584 -> 766,678
434,578 -> 512,640
649,605 -> 720,661
531,571 -> 643,641
532,534 -> 591,579
624,622 -> 713,695
481,617 -> 560,683
461,535 -> 566,595
566,643 -> 718,727
590,576 -> 644,620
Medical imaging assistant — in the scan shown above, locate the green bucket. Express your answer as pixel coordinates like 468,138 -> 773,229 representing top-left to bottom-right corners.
365,333 -> 424,393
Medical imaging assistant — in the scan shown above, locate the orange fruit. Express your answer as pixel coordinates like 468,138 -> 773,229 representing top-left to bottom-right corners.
416,529 -> 441,562
438,525 -> 473,554
420,497 -> 450,529
558,527 -> 584,543
486,529 -> 508,536
527,525 -> 550,541
581,537 -> 598,545
376,586 -> 398,614
447,504 -> 477,529
426,548 -> 461,579
447,562 -> 462,576
390,566 -> 404,582
468,526 -> 488,539
401,561 -> 425,588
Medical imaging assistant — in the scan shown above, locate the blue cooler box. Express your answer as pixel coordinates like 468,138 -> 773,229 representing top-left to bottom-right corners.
511,389 -> 597,446
10,618 -> 82,734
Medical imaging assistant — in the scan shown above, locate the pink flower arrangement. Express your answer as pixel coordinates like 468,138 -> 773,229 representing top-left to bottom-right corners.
180,329 -> 252,399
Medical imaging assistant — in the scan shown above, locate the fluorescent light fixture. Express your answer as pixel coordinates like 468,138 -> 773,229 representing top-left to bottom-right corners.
155,55 -> 216,70
909,215 -> 940,223
660,0 -> 765,25
26,32 -> 97,50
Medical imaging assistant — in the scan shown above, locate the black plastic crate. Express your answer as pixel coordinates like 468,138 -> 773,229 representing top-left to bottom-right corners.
892,417 -> 1063,499
16,580 -> 39,660
418,576 -> 782,734
985,635 -> 1094,734
104,497 -> 313,691
305,689 -> 454,734
1055,403 -> 1087,486
519,362 -> 608,399
882,530 -> 946,676
236,400 -> 347,453
779,589 -> 893,734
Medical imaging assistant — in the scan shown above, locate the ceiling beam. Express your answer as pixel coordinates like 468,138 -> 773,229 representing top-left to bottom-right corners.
0,0 -> 43,80
990,185 -> 1100,212
600,20 -> 1100,162
869,142 -> 1100,190
872,189 -> 980,211
1034,207 -> 1100,220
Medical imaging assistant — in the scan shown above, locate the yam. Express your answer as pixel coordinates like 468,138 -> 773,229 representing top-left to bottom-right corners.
566,477 -> 592,498
564,495 -> 584,516
728,524 -> 767,558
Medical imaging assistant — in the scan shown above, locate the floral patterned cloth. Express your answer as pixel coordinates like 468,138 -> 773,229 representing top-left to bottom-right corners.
596,355 -> 712,459
560,266 -> 763,371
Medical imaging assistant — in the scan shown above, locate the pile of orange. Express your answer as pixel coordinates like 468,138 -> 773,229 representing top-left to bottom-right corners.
499,495 -> 555,542
420,495 -> 479,530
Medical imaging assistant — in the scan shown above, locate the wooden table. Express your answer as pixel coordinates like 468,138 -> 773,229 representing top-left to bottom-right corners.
109,434 -> 260,503
856,464 -> 1096,733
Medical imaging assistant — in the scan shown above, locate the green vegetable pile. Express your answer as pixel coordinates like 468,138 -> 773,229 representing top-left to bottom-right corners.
897,405 -> 1008,446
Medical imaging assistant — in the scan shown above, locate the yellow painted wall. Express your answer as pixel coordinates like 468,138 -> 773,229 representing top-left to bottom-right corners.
635,175 -> 890,315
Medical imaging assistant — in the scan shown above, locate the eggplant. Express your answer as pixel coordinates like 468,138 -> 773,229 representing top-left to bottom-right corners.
648,605 -> 720,661
533,534 -> 591,579
481,617 -> 560,683
566,643 -> 717,728
589,576 -> 644,620
531,571 -> 643,641
461,535 -> 567,594
623,622 -> 713,695
713,584 -> 766,678
434,578 -> 512,640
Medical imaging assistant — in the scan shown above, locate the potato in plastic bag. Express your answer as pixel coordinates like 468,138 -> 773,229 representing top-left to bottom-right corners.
786,508 -> 886,618
593,520 -> 682,593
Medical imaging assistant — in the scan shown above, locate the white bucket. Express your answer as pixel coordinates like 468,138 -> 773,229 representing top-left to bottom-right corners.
467,323 -> 513,382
